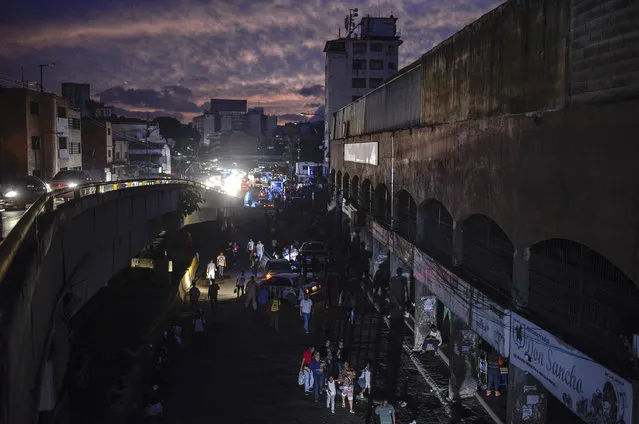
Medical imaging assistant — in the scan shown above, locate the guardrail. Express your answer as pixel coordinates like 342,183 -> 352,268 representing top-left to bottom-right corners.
0,177 -> 217,288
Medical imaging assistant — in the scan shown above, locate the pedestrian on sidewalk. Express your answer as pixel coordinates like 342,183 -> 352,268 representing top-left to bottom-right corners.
358,363 -> 372,400
216,252 -> 227,279
250,251 -> 260,276
247,238 -> 255,258
300,346 -> 315,395
339,361 -> 356,413
208,281 -> 220,309
320,340 -> 335,376
235,271 -> 246,298
335,339 -> 349,376
310,352 -> 325,403
206,258 -> 216,284
299,293 -> 313,335
326,375 -> 337,413
193,310 -> 206,349
188,283 -> 200,309
267,291 -> 281,331
374,399 -> 396,424
245,275 -> 257,310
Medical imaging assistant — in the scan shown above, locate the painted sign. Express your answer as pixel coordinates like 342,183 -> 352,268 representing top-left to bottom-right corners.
344,142 -> 378,165
510,313 -> 633,424
471,289 -> 510,357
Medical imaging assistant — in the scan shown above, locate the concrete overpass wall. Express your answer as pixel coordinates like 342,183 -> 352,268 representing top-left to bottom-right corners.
0,184 -> 235,424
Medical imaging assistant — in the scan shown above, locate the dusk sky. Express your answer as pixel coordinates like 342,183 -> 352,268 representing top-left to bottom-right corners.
0,0 -> 502,123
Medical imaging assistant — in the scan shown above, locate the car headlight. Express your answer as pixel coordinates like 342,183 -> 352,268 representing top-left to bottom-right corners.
5,190 -> 17,198
45,184 -> 52,192
68,182 -> 78,188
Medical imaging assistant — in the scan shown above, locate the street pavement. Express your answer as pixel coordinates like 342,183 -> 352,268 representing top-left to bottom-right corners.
157,207 -> 499,424
0,210 -> 25,239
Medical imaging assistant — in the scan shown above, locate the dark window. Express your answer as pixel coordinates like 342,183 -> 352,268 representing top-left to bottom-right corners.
108,149 -> 112,158
31,136 -> 40,150
353,43 -> 367,54
57,106 -> 67,118
369,78 -> 384,89
370,60 -> 384,70
69,142 -> 81,154
387,45 -> 396,54
69,118 -> 81,130
388,62 -> 396,70
107,128 -> 111,136
352,60 -> 366,71
59,136 -> 68,150
116,151 -> 121,160
370,43 -> 383,52
30,101 -> 39,115
352,78 -> 366,89
352,96 -> 361,102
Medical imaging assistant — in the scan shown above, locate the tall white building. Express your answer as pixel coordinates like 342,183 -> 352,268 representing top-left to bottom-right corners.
323,13 -> 402,176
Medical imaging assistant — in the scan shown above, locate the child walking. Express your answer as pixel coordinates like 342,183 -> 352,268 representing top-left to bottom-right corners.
326,375 -> 337,414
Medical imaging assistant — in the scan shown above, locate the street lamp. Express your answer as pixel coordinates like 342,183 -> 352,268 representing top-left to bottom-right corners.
38,62 -> 56,92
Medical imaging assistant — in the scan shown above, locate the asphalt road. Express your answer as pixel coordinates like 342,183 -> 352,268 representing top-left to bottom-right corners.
0,210 -> 25,239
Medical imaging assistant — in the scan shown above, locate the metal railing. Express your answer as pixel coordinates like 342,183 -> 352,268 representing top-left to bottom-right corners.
0,177 -> 217,287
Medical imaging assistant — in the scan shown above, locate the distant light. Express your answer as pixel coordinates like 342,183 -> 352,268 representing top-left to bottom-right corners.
5,190 -> 17,198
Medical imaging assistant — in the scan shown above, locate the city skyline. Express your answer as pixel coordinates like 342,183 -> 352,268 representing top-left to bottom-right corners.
0,0 -> 502,123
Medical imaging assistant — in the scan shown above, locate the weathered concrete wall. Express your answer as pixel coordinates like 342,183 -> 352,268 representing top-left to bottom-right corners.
569,0 -> 639,105
332,98 -> 639,284
421,0 -> 570,124
0,184 -> 233,424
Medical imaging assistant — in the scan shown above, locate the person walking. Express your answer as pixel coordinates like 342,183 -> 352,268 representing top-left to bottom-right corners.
335,339 -> 349,376
271,238 -> 278,255
326,375 -> 337,414
339,361 -> 356,413
299,293 -> 313,335
216,252 -> 227,279
247,238 -> 255,258
268,292 -> 281,331
188,283 -> 200,309
208,281 -> 220,309
235,271 -> 246,298
300,346 -> 315,395
388,267 -> 409,318
192,310 -> 206,350
244,275 -> 258,310
358,363 -> 372,400
310,352 -> 325,403
374,399 -> 396,424
485,351 -> 503,397
256,240 -> 265,261
206,258 -> 216,284
250,251 -> 260,276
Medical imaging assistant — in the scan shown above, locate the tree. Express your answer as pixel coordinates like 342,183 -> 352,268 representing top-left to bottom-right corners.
178,186 -> 205,217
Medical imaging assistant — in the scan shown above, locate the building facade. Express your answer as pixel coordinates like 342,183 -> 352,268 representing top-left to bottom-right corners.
323,13 -> 402,177
330,0 -> 639,423
82,119 -> 113,181
58,108 -> 83,171
61,83 -> 91,117
0,88 -> 74,179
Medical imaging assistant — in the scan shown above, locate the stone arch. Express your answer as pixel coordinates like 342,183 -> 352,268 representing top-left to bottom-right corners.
529,238 -> 639,377
460,214 -> 514,298
373,183 -> 391,225
417,199 -> 454,258
342,172 -> 350,201
336,170 -> 342,197
350,175 -> 360,207
330,169 -> 336,196
360,179 -> 373,212
394,190 -> 417,242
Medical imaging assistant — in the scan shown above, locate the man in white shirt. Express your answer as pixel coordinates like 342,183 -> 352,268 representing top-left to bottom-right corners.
299,293 -> 313,335
206,258 -> 216,284
216,252 -> 227,279
418,324 -> 443,353
247,238 -> 255,257
256,240 -> 265,261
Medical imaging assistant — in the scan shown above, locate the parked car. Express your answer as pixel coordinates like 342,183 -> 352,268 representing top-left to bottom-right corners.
258,273 -> 322,305
298,241 -> 329,266
264,259 -> 293,278
50,170 -> 93,190
0,175 -> 50,210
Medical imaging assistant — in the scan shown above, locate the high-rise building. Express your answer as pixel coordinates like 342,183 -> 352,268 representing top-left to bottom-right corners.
61,83 -> 91,117
323,12 -> 402,177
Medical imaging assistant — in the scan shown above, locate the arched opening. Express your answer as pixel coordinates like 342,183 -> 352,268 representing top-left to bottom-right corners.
394,190 -> 417,242
350,176 -> 360,207
360,179 -> 373,212
330,169 -> 336,197
336,171 -> 342,198
529,239 -> 639,377
342,172 -> 350,201
460,214 -> 514,299
418,200 -> 454,258
373,184 -> 391,225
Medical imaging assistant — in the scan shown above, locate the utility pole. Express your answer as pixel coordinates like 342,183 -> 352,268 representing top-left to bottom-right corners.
38,62 -> 55,92
146,111 -> 150,178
